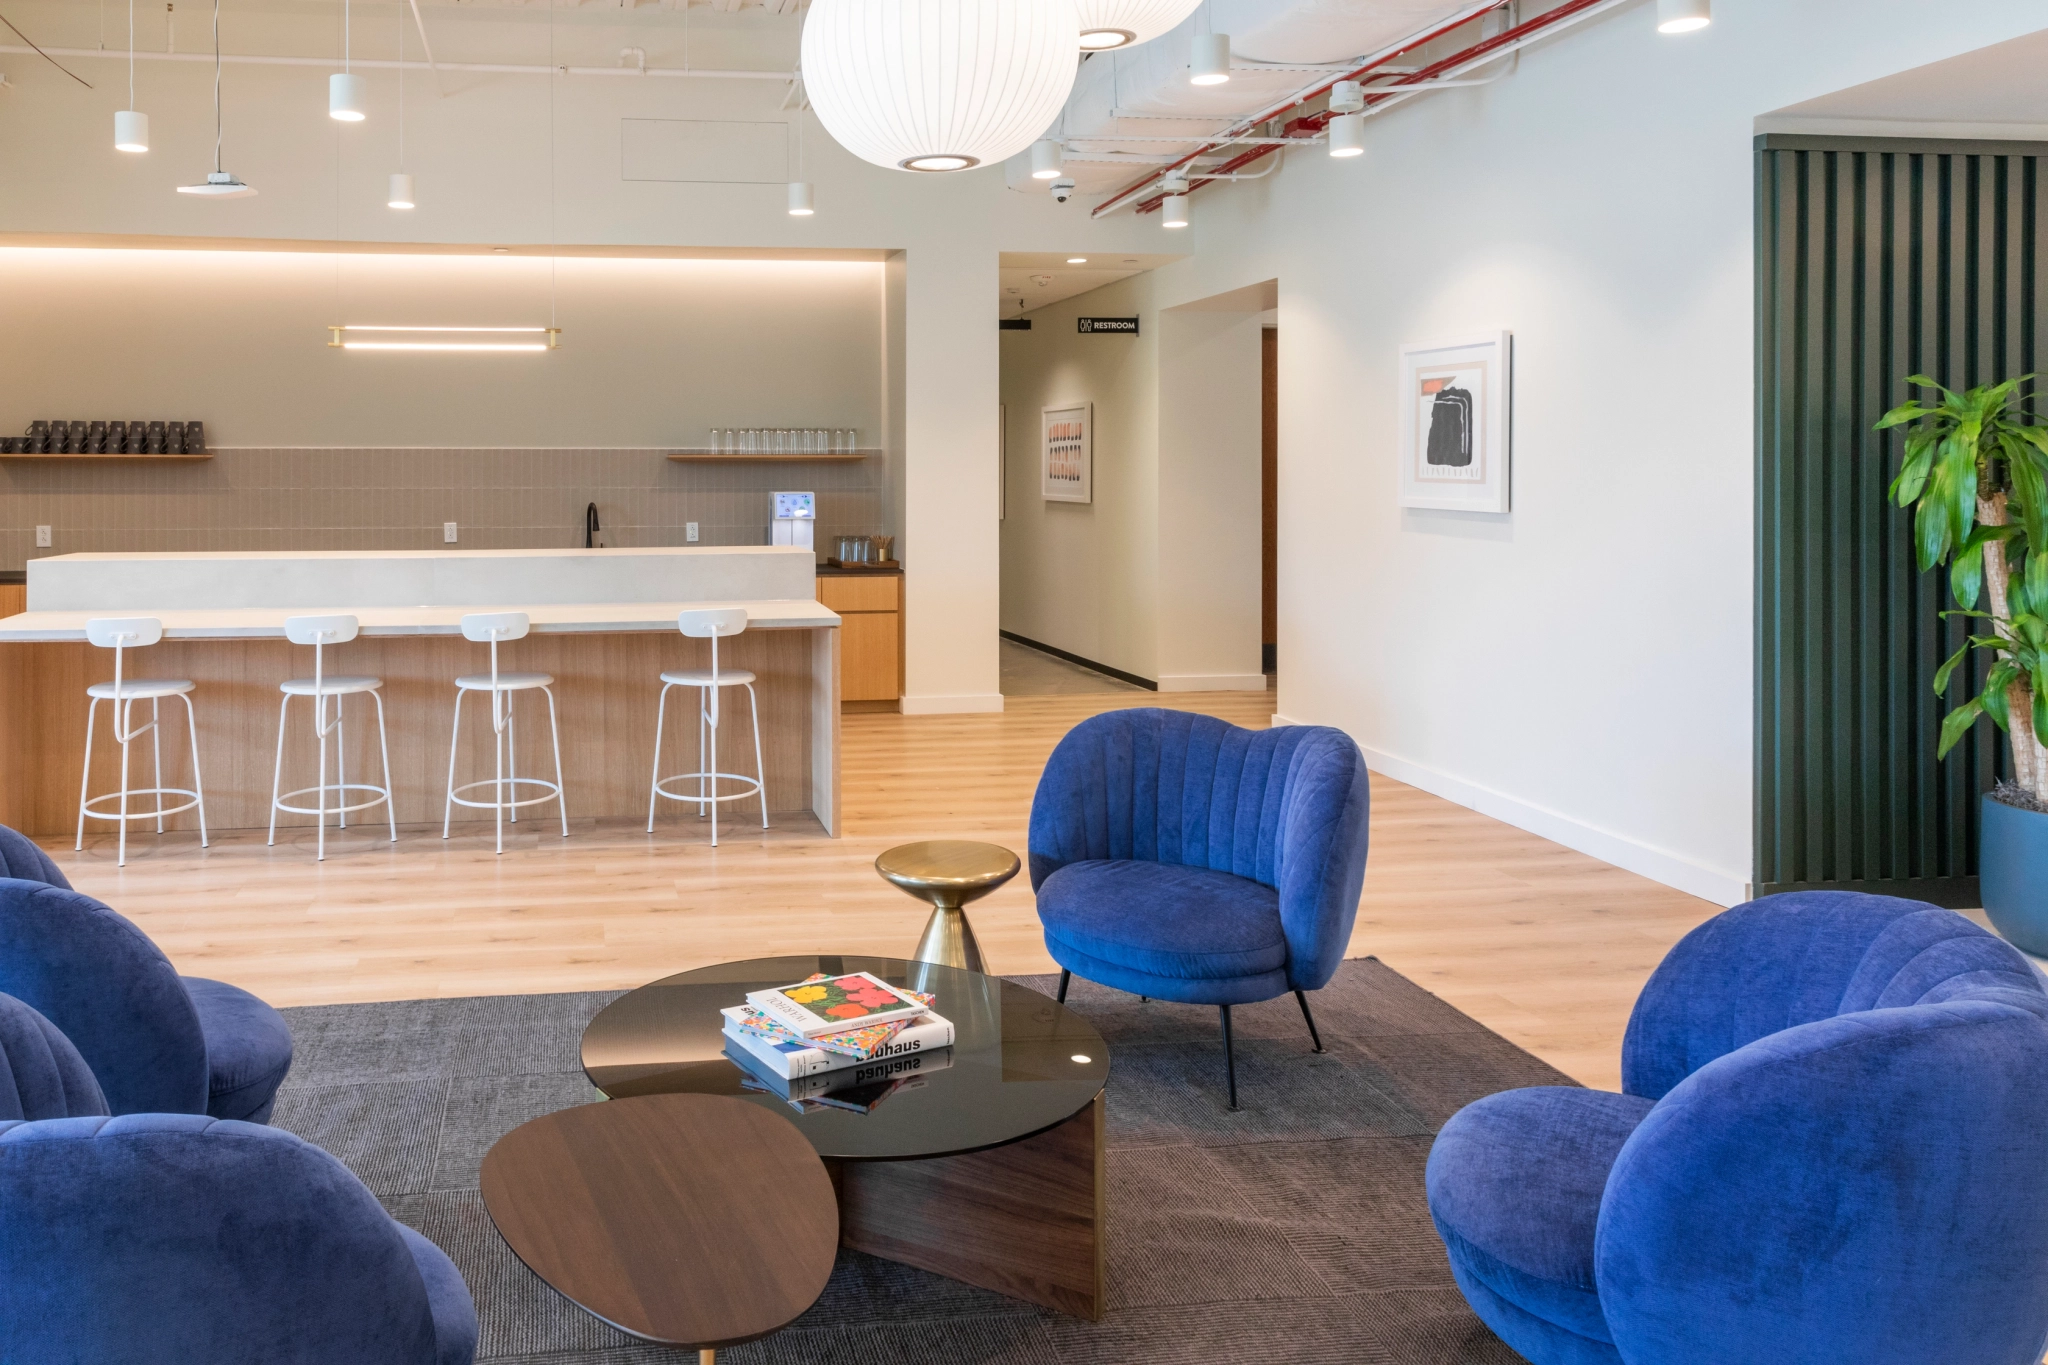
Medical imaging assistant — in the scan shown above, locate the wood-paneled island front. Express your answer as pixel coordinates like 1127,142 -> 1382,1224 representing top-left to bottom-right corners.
0,547 -> 842,840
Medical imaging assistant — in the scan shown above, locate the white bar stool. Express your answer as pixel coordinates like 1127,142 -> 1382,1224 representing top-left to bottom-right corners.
268,614 -> 396,863
443,611 -> 567,855
647,607 -> 766,847
75,617 -> 208,868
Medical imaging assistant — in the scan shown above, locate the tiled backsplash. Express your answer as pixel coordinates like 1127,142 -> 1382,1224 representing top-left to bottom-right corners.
0,448 -> 891,572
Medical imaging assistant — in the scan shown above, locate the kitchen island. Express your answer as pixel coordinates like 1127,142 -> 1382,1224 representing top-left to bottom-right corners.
0,547 -> 842,839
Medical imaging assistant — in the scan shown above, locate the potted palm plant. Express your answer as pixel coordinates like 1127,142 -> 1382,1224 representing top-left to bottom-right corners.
1878,376 -> 2048,952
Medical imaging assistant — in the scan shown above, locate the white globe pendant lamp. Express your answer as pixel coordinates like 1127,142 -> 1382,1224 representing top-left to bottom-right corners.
801,0 -> 1081,174
1073,0 -> 1202,51
177,0 -> 255,197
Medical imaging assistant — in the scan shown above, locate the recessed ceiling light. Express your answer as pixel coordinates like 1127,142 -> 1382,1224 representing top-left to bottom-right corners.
1067,257 -> 1087,264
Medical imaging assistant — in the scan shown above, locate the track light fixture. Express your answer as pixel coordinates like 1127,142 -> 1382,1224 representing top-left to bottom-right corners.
1656,0 -> 1710,33
1030,139 -> 1064,180
1190,31 -> 1229,85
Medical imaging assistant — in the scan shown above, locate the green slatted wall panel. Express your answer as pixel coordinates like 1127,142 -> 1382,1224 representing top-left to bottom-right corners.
1756,135 -> 2048,904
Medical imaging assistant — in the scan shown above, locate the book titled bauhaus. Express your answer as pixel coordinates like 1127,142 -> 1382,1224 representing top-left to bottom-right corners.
744,971 -> 930,1037
720,1008 -> 956,1079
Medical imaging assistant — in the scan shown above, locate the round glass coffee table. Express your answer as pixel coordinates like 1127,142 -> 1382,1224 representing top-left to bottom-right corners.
582,955 -> 1110,1318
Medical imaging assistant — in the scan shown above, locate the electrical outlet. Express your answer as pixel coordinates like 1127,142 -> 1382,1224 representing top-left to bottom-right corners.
34,525 -> 51,548
443,522 -> 458,544
686,522 -> 699,543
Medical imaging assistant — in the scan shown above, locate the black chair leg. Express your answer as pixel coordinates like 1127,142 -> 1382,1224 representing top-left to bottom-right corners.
1219,1004 -> 1239,1111
1295,989 -> 1325,1053
1056,969 -> 1071,1004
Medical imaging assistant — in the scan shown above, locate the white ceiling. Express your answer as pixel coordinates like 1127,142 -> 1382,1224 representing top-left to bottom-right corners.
998,251 -> 1184,318
1760,27 -> 2048,139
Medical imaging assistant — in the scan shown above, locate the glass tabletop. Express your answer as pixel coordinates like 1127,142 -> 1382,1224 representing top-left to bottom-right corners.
580,955 -> 1109,1162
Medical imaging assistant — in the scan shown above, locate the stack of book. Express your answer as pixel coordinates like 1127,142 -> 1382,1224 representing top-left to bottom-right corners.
722,970 -> 955,1115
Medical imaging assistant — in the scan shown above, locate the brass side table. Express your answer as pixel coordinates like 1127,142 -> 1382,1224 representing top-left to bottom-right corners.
875,840 -> 1020,973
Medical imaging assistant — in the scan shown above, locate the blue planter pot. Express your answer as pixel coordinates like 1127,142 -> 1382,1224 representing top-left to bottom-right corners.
1981,792 -> 2048,956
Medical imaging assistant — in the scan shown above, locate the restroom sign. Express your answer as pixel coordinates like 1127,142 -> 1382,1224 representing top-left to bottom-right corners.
1077,317 -> 1139,335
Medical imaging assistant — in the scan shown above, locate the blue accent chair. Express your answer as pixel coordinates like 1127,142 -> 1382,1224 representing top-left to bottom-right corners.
0,989 -> 108,1121
1028,709 -> 1371,1108
0,879 -> 293,1122
1426,891 -> 2048,1365
0,823 -> 70,889
0,1113 -> 478,1364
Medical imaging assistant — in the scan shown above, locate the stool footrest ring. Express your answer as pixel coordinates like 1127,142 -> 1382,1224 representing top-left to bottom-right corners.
81,789 -> 203,823
274,783 -> 394,819
450,776 -> 564,813
652,772 -> 765,808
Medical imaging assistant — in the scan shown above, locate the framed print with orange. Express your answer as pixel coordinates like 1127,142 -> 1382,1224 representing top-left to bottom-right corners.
1398,332 -> 1512,513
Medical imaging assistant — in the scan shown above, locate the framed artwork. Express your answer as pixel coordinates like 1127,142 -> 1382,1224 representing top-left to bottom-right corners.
1398,331 -> 1512,513
1042,402 -> 1093,504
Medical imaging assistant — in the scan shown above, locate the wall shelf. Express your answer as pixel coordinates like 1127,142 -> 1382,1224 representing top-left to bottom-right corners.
0,452 -> 213,462
667,450 -> 877,462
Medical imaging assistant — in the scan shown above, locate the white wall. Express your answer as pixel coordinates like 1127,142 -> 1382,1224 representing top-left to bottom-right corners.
0,247 -> 884,447
0,0 -> 1165,713
1157,302 -> 1264,692
1136,0 -> 2048,906
999,273 -> 1160,681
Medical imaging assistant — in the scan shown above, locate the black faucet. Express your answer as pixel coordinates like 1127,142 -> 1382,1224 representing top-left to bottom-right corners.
585,502 -> 601,549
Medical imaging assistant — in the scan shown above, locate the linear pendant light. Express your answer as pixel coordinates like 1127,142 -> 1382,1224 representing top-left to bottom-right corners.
113,0 -> 147,151
327,325 -> 561,352
177,0 -> 255,196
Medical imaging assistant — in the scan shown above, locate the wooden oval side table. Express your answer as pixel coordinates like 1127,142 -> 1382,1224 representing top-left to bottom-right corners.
874,840 -> 1021,973
480,1093 -> 838,1362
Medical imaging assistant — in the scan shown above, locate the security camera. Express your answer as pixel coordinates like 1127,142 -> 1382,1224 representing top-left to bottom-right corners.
1050,177 -> 1077,203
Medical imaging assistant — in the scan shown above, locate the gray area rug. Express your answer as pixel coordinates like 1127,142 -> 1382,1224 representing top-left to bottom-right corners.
274,958 -> 1565,1364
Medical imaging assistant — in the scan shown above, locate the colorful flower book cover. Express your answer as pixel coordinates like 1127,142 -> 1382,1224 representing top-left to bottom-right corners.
747,971 -> 928,1036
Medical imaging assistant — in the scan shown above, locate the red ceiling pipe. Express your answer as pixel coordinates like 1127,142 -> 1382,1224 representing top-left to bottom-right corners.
1103,0 -> 1617,218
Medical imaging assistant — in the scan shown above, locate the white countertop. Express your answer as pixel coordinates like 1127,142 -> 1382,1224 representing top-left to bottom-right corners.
26,546 -> 820,614
0,599 -> 840,642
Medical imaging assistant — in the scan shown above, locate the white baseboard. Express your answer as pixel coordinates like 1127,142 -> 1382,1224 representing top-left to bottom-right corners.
899,692 -> 1006,716
1355,741 -> 1748,908
1157,673 -> 1269,693
1271,712 -> 1305,726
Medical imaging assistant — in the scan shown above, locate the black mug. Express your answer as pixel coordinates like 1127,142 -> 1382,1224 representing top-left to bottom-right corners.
184,421 -> 205,454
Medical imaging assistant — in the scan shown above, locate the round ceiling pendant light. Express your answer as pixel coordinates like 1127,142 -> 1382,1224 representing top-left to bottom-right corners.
788,181 -> 816,216
801,0 -> 1081,174
1327,113 -> 1365,158
115,0 -> 148,152
1161,194 -> 1190,229
1190,31 -> 1230,85
1073,0 -> 1201,51
178,0 -> 256,197
1030,139 -> 1064,180
388,172 -> 416,209
1656,0 -> 1710,33
329,72 -> 366,121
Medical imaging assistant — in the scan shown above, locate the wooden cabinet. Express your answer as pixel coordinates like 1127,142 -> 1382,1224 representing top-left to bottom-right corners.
0,585 -> 22,620
818,573 -> 901,706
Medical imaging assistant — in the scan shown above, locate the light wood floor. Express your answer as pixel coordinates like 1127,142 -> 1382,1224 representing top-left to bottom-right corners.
43,691 -> 1717,1091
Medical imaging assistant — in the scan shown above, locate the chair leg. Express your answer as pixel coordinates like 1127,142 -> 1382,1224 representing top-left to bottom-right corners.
77,697 -> 99,852
335,694 -> 347,831
183,692 -> 207,849
493,695 -> 505,856
268,694 -> 289,847
507,698 -> 518,825
443,689 -> 464,840
746,681 -> 767,829
1294,989 -> 1325,1053
1056,969 -> 1071,1004
647,683 -> 670,833
116,699 -> 132,868
151,697 -> 164,834
373,688 -> 397,843
545,684 -> 567,839
1219,1004 -> 1239,1111
316,689 -> 328,864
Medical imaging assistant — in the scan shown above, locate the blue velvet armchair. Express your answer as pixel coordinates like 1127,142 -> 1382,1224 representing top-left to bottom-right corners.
0,1113 -> 477,1364
1426,891 -> 2048,1365
0,822 -> 70,888
1028,709 -> 1371,1108
0,879 -> 293,1122
0,990 -> 108,1121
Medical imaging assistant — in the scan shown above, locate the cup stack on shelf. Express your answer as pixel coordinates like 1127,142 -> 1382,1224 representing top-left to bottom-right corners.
705,428 -> 860,455
721,969 -> 954,1115
1,419 -> 205,455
